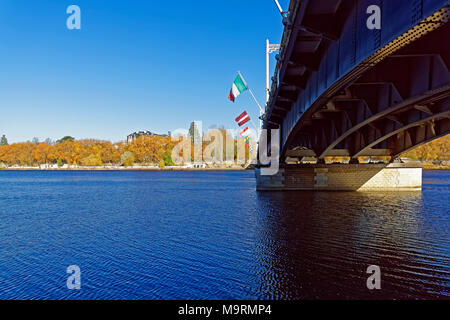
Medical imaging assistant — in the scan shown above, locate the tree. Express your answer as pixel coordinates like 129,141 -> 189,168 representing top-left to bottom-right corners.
81,154 -> 102,166
121,151 -> 135,167
188,122 -> 201,143
0,135 -> 8,146
159,159 -> 165,169
33,143 -> 50,164
162,151 -> 174,166
32,137 -> 40,145
403,135 -> 450,161
57,136 -> 75,144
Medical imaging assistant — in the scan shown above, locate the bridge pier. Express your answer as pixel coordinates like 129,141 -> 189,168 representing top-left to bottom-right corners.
255,163 -> 422,192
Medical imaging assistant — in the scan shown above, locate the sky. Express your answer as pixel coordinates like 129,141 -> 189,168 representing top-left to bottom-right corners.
0,0 -> 287,143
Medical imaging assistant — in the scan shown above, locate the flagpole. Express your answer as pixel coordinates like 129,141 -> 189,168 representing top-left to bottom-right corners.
249,118 -> 259,135
237,71 -> 264,130
247,87 -> 264,114
246,87 -> 264,141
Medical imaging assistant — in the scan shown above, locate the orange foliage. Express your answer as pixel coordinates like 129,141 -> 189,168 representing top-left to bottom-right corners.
0,136 -> 176,167
0,131 -> 254,167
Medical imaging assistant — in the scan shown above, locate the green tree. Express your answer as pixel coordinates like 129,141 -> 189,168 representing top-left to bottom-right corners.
162,151 -> 174,166
188,122 -> 201,143
0,135 -> 8,146
57,136 -> 75,144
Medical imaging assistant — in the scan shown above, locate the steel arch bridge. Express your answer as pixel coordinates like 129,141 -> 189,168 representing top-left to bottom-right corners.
263,0 -> 450,163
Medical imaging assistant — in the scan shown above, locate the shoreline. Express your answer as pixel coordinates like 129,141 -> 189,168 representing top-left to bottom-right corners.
422,166 -> 450,170
0,163 -> 448,171
0,167 -> 448,171
0,166 -> 248,171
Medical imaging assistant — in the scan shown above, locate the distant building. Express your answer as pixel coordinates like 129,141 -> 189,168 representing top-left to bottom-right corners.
126,130 -> 168,143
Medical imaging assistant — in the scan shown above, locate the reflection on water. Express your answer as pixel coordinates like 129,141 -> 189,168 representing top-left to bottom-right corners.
254,191 -> 449,299
0,170 -> 448,299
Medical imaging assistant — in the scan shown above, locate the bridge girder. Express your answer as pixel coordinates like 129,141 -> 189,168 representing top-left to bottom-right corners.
290,44 -> 450,159
266,1 -> 450,162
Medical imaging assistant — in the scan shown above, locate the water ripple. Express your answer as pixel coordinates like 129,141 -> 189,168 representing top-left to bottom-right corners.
0,170 -> 448,299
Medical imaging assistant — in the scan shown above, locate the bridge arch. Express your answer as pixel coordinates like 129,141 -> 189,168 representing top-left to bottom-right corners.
263,0 -> 450,163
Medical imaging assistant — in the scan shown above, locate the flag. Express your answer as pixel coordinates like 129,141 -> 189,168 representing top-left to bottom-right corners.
235,111 -> 250,127
245,136 -> 252,151
240,127 -> 249,136
228,72 -> 248,102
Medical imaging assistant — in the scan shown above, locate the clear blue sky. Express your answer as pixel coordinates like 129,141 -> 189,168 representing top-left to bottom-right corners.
0,0 -> 286,143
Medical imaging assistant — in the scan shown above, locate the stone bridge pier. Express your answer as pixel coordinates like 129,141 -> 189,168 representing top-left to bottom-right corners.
255,163 -> 422,191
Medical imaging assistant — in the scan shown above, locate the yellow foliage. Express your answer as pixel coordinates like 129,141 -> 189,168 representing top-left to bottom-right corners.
81,154 -> 103,167
121,151 -> 136,167
159,159 -> 165,169
402,135 -> 450,160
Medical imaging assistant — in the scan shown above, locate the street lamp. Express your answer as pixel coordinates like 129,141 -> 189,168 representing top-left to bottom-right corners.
274,0 -> 292,27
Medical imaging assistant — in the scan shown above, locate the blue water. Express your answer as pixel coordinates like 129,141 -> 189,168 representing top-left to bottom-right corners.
0,170 -> 448,300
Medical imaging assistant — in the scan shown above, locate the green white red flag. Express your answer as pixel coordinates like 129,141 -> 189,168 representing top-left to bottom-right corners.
228,72 -> 248,102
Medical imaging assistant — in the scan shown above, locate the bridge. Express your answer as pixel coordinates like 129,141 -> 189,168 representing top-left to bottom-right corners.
257,0 -> 450,191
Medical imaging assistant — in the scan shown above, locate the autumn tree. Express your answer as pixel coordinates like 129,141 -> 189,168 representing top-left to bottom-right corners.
33,143 -> 51,164
121,151 -> 135,167
403,135 -> 450,161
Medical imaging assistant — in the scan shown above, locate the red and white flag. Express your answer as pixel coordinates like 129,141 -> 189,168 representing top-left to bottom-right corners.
235,111 -> 250,127
240,127 -> 249,136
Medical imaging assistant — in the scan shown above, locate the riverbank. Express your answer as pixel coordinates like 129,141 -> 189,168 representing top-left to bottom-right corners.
0,165 -> 248,171
422,161 -> 450,170
423,165 -> 450,170
0,165 -> 448,171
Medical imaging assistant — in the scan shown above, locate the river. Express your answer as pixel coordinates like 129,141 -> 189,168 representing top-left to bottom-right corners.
0,170 -> 448,299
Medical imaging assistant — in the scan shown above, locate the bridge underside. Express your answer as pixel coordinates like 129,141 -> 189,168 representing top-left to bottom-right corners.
264,0 -> 450,164
285,23 -> 450,162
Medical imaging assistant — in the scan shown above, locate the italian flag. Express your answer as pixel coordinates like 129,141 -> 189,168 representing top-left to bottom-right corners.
228,72 -> 248,102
